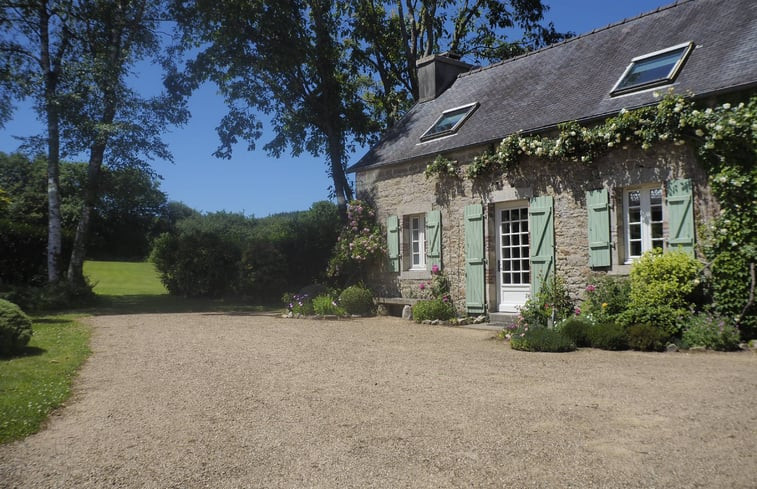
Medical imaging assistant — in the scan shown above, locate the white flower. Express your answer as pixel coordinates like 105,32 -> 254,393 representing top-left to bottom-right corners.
723,103 -> 731,110
695,129 -> 705,137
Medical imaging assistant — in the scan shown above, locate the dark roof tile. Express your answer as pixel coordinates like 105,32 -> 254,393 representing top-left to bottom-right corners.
351,0 -> 757,172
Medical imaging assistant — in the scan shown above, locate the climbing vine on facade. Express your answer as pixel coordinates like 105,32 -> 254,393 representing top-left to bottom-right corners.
425,92 -> 757,331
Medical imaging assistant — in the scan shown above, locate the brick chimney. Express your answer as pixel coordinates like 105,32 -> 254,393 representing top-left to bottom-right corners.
416,52 -> 473,102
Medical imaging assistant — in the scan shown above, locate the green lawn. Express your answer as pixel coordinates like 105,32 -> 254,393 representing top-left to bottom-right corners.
84,260 -> 168,296
0,315 -> 91,443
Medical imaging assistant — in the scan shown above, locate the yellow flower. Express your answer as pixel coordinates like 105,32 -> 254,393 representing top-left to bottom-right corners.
601,302 -> 608,309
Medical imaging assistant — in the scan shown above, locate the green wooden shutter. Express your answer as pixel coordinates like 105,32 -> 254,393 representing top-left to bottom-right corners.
386,215 -> 400,272
529,195 -> 555,296
666,178 -> 695,256
586,188 -> 612,267
426,210 -> 442,270
464,204 -> 486,314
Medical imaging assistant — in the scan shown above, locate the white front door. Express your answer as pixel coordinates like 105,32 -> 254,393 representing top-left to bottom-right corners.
496,204 -> 531,313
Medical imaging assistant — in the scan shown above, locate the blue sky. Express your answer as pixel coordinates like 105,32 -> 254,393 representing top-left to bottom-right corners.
0,1 -> 672,217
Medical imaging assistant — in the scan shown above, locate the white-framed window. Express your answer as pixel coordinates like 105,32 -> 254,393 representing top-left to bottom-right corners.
611,42 -> 693,96
409,214 -> 426,269
624,185 -> 665,262
420,102 -> 479,141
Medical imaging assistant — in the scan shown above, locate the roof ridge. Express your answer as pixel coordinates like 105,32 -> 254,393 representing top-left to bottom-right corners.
459,0 -> 692,78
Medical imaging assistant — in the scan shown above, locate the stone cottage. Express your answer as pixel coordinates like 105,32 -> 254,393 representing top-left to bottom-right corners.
348,0 -> 757,322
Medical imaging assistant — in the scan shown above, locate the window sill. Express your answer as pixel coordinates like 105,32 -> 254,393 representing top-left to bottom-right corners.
401,269 -> 431,280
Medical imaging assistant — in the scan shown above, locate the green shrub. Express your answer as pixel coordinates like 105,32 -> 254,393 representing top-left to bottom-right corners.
312,295 -> 346,316
557,317 -> 592,347
519,276 -> 575,327
682,312 -> 741,351
626,323 -> 668,352
0,299 -> 33,355
619,249 -> 703,337
587,322 -> 628,350
510,327 -> 576,352
338,285 -> 374,315
413,298 -> 455,322
583,275 -> 631,324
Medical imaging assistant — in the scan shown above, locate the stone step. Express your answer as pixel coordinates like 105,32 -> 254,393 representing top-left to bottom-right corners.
487,312 -> 518,327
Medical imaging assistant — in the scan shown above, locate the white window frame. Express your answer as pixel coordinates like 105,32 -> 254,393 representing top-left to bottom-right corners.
611,41 -> 694,96
623,185 -> 665,263
420,102 -> 479,141
409,214 -> 426,270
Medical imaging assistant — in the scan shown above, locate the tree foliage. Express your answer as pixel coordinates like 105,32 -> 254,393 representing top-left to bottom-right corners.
0,152 -> 170,285
168,0 -> 567,210
169,0 -> 377,211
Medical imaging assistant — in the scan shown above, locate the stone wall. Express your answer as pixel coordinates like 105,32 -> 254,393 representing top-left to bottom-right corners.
355,142 -> 716,314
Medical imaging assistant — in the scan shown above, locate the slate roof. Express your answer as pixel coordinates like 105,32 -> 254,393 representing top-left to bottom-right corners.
350,0 -> 757,172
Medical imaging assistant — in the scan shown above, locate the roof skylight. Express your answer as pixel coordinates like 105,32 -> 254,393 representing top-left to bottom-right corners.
420,103 -> 478,141
611,42 -> 693,96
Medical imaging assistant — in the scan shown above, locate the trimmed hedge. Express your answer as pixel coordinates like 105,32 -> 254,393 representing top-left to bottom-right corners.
587,322 -> 628,351
627,323 -> 668,352
0,299 -> 33,356
510,327 -> 576,352
558,317 -> 592,347
338,285 -> 374,315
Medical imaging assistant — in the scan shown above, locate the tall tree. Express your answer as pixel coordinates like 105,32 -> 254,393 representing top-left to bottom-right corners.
0,0 -> 75,282
170,1 -> 569,208
348,0 -> 572,126
169,0 -> 378,212
63,0 -> 187,285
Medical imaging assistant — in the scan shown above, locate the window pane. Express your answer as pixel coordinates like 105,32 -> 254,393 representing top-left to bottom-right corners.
628,190 -> 640,206
629,208 -> 641,224
650,188 -> 662,205
631,241 -> 642,256
630,224 -> 641,240
503,273 -> 511,284
651,206 -> 663,222
512,274 -> 520,284
421,104 -> 478,140
615,46 -> 688,91
512,247 -> 520,258
652,240 -> 664,250
524,272 -> 530,283
503,248 -> 510,259
652,223 -> 663,239
522,259 -> 530,272
512,235 -> 520,246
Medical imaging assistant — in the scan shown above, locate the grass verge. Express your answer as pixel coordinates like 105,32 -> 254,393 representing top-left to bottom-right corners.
0,314 -> 91,444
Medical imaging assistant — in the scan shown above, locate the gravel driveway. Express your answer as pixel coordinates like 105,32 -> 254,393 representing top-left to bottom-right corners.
1,314 -> 756,488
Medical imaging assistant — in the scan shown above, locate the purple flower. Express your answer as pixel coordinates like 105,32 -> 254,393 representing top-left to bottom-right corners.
431,264 -> 440,274
586,284 -> 596,292
574,307 -> 581,315
419,282 -> 426,291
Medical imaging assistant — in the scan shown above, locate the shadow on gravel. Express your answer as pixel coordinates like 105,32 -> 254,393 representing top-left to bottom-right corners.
81,294 -> 279,316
